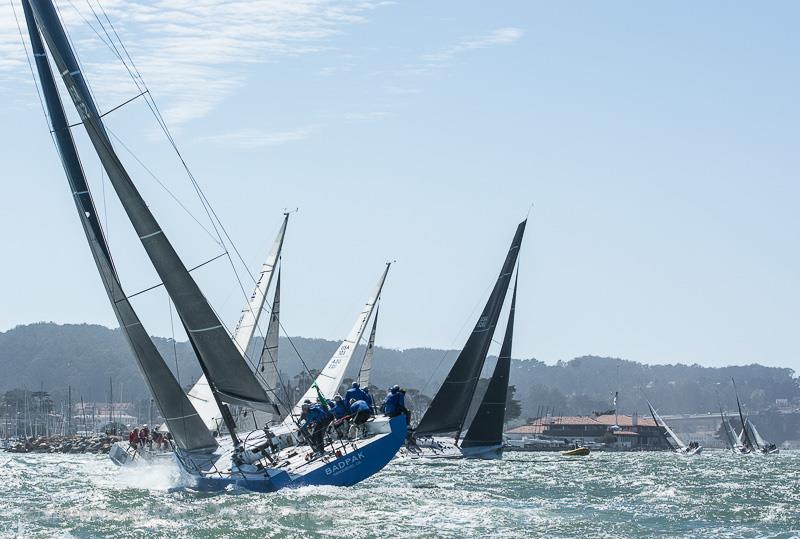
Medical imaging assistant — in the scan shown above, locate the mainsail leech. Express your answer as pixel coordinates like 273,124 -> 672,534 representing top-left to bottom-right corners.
27,0 -> 272,415
415,220 -> 526,438
21,0 -> 215,453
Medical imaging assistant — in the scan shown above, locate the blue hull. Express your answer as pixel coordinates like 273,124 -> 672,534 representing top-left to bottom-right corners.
190,416 -> 406,492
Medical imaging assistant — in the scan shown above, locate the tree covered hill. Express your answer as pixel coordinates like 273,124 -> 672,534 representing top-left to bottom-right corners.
1,323 -> 797,417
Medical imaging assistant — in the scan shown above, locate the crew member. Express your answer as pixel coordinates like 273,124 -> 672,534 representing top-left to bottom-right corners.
345,382 -> 370,412
129,428 -> 139,450
349,399 -> 371,426
331,394 -> 347,420
301,402 -> 332,454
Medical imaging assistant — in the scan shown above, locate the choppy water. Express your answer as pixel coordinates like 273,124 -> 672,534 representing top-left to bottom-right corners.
1,450 -> 798,538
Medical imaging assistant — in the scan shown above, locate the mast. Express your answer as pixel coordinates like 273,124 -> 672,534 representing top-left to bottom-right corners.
462,273 -> 518,449
283,262 -> 391,425
27,0 -> 272,444
732,378 -> 753,450
415,220 -> 526,438
356,305 -> 379,389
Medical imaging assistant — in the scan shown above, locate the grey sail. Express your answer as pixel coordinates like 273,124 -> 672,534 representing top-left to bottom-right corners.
416,220 -> 526,437
21,0 -> 216,453
356,305 -> 379,389
28,0 -> 272,413
257,269 -> 284,414
462,274 -> 517,448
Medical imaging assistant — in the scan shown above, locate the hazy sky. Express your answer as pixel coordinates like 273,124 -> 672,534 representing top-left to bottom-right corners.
1,1 -> 798,371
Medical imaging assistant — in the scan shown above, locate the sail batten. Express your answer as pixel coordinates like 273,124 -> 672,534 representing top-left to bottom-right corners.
415,220 -> 526,437
21,0 -> 216,453
28,0 -> 272,416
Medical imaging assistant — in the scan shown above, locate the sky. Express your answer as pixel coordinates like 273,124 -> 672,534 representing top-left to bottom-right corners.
0,1 -> 798,371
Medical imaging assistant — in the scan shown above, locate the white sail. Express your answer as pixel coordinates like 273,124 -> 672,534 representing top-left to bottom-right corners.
746,420 -> 768,448
356,306 -> 379,388
283,263 -> 391,425
258,270 -> 283,412
646,399 -> 686,449
187,215 -> 288,431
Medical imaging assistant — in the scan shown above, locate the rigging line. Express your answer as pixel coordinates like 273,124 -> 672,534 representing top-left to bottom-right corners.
104,127 -> 221,246
115,252 -> 227,303
418,277 -> 497,398
61,90 -> 149,130
10,0 -> 50,131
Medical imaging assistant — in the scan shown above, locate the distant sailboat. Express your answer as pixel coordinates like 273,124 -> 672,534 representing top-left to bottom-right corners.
744,419 -> 779,455
643,397 -> 702,455
404,220 -> 525,459
719,407 -> 749,454
23,0 -> 404,490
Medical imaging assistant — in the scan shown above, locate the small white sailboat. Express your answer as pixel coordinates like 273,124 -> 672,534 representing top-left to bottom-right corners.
22,0 -> 405,491
719,408 -> 750,454
745,419 -> 779,455
644,397 -> 702,455
403,221 -> 525,460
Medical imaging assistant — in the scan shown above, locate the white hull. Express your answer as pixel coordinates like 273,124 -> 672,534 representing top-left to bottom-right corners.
399,436 -> 503,460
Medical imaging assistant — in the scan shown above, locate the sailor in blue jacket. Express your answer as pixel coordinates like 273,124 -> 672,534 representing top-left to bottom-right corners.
331,394 -> 347,420
383,385 -> 410,424
349,399 -> 371,425
345,382 -> 370,412
301,403 -> 333,453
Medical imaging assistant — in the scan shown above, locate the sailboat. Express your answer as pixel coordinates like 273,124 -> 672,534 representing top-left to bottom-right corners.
719,407 -> 749,454
23,0 -> 405,490
403,220 -> 525,459
643,397 -> 702,455
732,378 -> 758,454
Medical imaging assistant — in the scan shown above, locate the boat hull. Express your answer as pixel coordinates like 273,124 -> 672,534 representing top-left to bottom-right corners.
184,415 -> 407,492
400,436 -> 503,460
562,447 -> 590,456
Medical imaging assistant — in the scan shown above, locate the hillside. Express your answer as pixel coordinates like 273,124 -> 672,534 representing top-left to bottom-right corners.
1,323 -> 797,418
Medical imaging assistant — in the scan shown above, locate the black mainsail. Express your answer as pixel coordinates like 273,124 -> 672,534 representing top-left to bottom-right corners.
415,220 -> 526,438
461,273 -> 517,449
732,378 -> 753,450
21,0 -> 215,453
27,0 -> 273,416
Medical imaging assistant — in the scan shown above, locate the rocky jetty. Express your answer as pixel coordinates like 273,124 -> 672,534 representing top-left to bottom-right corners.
4,434 -> 122,454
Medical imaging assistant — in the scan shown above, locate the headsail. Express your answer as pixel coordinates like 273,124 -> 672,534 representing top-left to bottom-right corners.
257,269 -> 284,412
186,217 -> 288,430
745,420 -> 766,449
415,220 -> 526,438
233,213 -> 288,357
461,273 -> 518,448
28,0 -> 272,414
283,263 -> 391,424
355,305 -> 379,389
21,0 -> 215,453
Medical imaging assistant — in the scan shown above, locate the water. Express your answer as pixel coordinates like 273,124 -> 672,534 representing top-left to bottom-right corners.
1,451 -> 798,538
